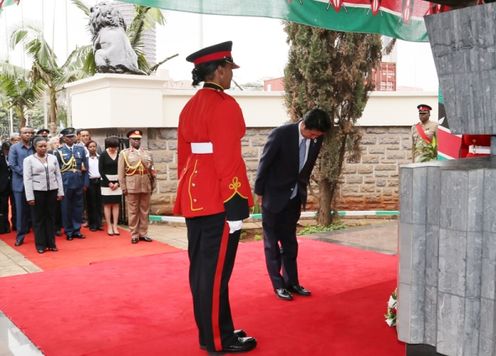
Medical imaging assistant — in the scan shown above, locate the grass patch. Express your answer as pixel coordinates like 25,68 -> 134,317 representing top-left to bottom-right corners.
298,222 -> 346,235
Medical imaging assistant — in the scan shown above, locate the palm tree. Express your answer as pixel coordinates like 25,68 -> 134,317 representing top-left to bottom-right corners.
69,0 -> 175,76
0,62 -> 44,129
10,26 -> 81,133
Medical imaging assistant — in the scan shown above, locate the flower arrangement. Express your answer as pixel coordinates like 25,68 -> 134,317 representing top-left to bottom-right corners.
384,288 -> 398,327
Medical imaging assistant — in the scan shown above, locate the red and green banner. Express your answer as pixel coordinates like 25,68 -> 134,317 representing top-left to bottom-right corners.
0,0 -> 20,13
120,0 -> 436,42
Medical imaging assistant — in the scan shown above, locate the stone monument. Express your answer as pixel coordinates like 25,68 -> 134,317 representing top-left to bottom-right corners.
89,1 -> 145,75
397,3 -> 496,355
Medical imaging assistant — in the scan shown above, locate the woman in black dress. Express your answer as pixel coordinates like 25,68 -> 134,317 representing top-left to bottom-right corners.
99,136 -> 122,235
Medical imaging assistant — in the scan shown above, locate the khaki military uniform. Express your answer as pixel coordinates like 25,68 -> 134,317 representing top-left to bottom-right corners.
411,120 -> 438,162
118,147 -> 155,239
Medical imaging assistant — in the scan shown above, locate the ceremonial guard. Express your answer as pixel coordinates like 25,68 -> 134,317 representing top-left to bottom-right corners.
118,130 -> 155,244
54,127 -> 88,240
174,41 -> 257,353
411,104 -> 438,162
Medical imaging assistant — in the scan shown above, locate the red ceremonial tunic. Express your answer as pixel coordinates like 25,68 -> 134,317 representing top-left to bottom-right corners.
174,87 -> 253,219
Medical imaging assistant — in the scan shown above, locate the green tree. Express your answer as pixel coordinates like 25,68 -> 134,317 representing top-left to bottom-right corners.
10,26 -> 80,133
0,62 -> 44,130
284,24 -> 382,225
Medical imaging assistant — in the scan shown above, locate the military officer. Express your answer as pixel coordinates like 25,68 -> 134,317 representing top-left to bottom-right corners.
174,41 -> 257,353
411,104 -> 438,162
54,127 -> 88,240
118,130 -> 155,244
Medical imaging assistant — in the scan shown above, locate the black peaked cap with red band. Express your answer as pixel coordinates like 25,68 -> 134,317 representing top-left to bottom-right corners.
186,41 -> 240,69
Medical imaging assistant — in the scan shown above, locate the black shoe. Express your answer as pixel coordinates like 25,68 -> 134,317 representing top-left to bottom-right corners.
14,239 -> 24,246
289,284 -> 312,296
66,235 -> 73,241
97,226 -> 104,231
222,336 -> 257,353
37,249 -> 45,254
131,237 -> 139,244
49,246 -> 58,252
89,227 -> 97,232
200,329 -> 248,350
139,236 -> 152,242
55,230 -> 62,236
73,232 -> 85,239
274,288 -> 293,301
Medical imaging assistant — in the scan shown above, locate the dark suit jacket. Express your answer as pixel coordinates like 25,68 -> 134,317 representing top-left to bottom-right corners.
254,122 -> 323,213
0,152 -> 11,195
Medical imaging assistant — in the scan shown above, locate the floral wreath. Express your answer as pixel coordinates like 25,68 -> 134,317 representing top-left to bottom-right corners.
384,288 -> 397,327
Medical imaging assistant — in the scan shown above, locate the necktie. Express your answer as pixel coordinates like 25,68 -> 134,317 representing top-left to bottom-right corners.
299,138 -> 307,172
291,139 -> 307,199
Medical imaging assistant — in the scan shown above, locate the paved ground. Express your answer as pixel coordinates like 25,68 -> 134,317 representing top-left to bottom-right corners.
0,219 -> 398,278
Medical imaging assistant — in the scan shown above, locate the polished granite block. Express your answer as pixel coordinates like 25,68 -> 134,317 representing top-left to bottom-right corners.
479,298 -> 496,356
399,158 -> 496,355
424,285 -> 438,347
481,231 -> 496,300
465,232 -> 483,298
425,224 -> 439,288
440,170 -> 468,232
436,293 -> 464,356
425,2 -> 496,135
426,167 -> 441,226
483,170 -> 496,233
398,282 -> 426,344
438,228 -> 466,296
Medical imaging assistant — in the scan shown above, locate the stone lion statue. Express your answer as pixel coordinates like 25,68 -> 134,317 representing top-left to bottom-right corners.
89,1 -> 145,75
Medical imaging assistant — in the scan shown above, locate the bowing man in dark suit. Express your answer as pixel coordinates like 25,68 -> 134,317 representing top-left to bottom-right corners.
255,108 -> 332,301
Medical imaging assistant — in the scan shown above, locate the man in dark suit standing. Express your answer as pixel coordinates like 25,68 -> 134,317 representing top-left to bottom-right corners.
255,108 -> 332,301
8,127 -> 34,245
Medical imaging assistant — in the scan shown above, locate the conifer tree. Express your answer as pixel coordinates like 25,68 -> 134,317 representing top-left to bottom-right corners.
284,23 -> 382,225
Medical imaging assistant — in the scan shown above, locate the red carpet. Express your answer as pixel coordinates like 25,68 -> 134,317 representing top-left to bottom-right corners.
0,239 -> 404,355
0,227 -> 180,270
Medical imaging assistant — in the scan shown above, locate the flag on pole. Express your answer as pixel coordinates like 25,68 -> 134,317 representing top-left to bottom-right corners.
118,0 -> 435,42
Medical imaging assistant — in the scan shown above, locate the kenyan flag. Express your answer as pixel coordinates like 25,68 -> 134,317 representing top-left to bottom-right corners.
119,0 -> 436,42
0,0 -> 20,13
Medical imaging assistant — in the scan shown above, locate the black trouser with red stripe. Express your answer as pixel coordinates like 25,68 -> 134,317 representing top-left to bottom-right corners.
186,212 -> 240,352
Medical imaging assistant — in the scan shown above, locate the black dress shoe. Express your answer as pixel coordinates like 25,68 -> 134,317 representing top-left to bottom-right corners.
90,227 -> 97,232
49,247 -> 58,252
66,235 -> 73,241
200,329 -> 248,350
222,336 -> 257,353
55,230 -> 62,236
289,284 -> 312,296
37,249 -> 45,254
131,237 -> 139,244
14,240 -> 24,246
274,288 -> 293,301
73,233 -> 85,239
139,236 -> 152,242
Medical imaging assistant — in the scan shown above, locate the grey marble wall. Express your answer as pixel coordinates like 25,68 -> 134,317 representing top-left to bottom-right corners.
424,2 -> 496,135
398,157 -> 496,356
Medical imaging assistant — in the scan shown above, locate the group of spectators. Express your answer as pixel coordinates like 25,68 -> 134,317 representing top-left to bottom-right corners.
0,126 -> 155,254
